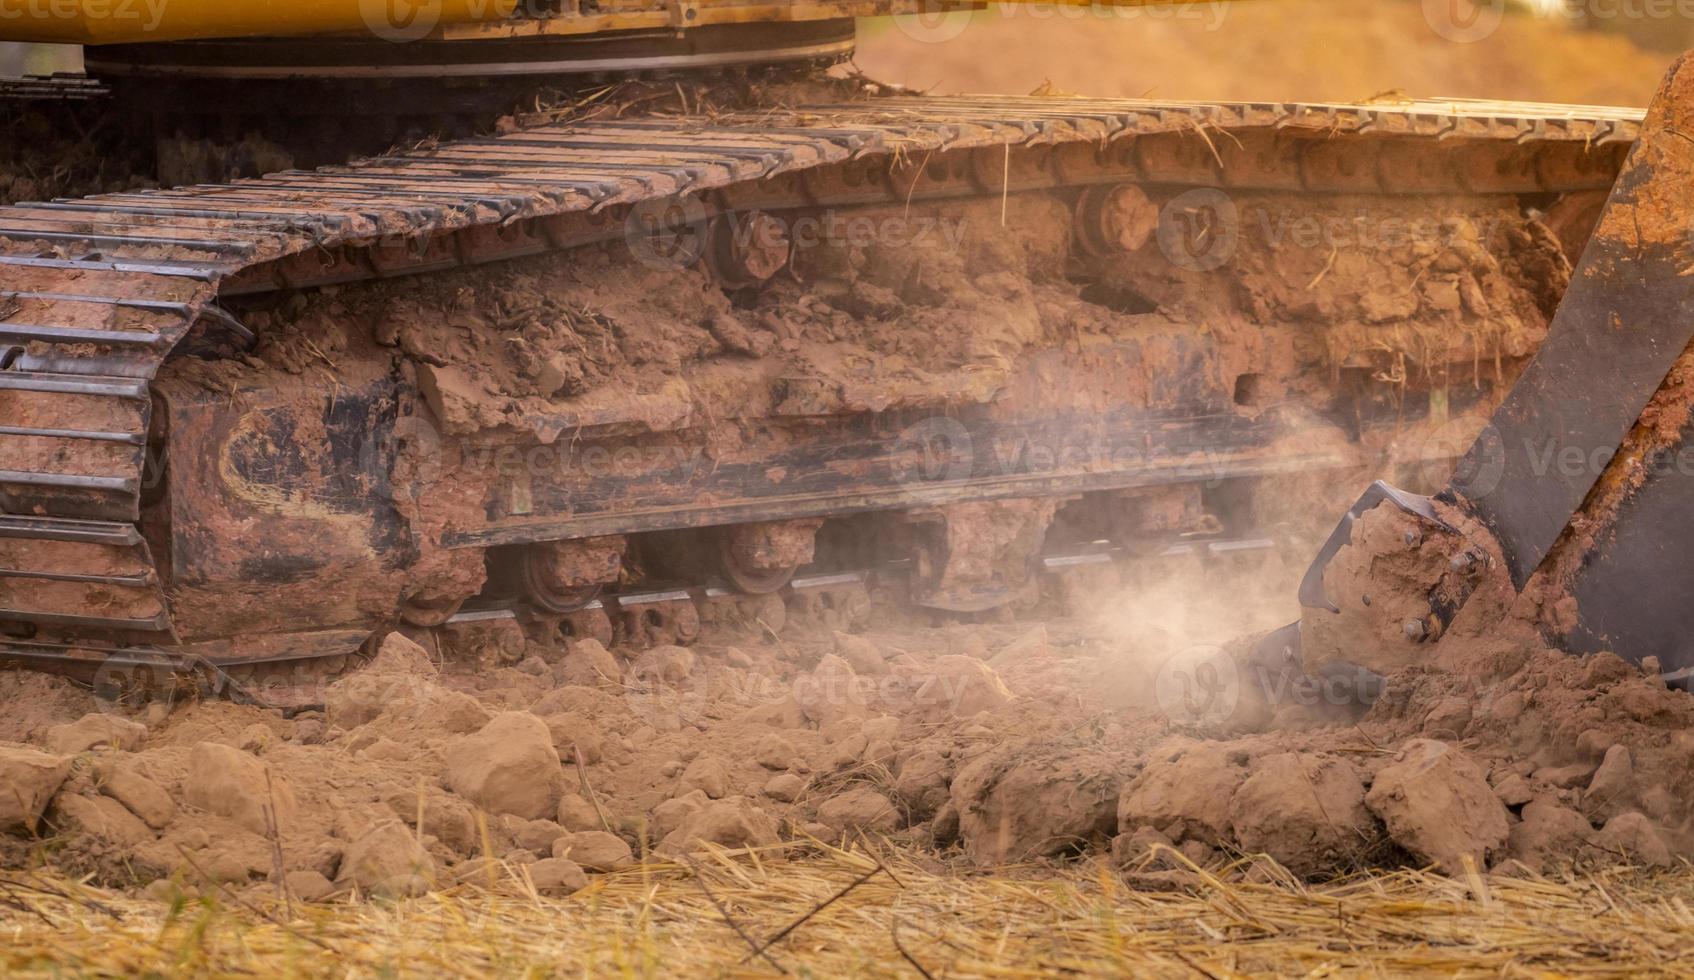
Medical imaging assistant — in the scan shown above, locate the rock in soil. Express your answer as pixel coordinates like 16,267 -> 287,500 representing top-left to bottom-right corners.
0,747 -> 72,834
183,742 -> 299,836
1365,740 -> 1509,874
445,713 -> 564,820
551,830 -> 634,871
656,798 -> 779,857
339,820 -> 435,898
1227,752 -> 1376,877
952,742 -> 1124,866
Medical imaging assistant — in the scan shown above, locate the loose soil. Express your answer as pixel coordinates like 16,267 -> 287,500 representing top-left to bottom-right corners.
3,544 -> 1690,904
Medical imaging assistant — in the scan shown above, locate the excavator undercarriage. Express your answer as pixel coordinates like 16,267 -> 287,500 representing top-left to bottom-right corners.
0,3 -> 1678,705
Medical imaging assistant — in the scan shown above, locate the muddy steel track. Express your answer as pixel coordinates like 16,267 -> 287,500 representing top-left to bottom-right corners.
0,93 -> 1643,685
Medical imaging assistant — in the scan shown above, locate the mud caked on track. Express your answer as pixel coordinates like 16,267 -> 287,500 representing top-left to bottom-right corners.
136,173 -> 1595,643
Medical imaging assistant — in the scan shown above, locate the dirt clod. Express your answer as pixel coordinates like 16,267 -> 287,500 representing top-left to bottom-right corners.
551,830 -> 633,871
44,715 -> 147,755
340,820 -> 435,898
285,869 -> 335,903
954,743 -> 1123,866
557,639 -> 622,690
0,747 -> 72,834
815,786 -> 900,835
1119,743 -> 1248,848
1365,739 -> 1509,874
656,797 -> 778,857
528,857 -> 589,896
52,795 -> 153,848
912,656 -> 1015,721
1228,753 -> 1375,876
98,764 -> 177,831
445,713 -> 564,821
183,742 -> 299,837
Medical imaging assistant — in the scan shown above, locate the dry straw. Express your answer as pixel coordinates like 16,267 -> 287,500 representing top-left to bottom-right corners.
1,841 -> 1690,977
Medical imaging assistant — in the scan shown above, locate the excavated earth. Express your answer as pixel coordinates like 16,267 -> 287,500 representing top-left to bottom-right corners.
2,545 -> 1689,904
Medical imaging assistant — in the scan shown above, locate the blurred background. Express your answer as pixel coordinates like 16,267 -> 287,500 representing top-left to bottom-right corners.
0,41 -> 77,78
0,0 -> 1680,105
854,0 -> 1673,105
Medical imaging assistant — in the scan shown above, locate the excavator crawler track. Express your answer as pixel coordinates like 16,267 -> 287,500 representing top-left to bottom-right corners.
0,93 -> 1644,682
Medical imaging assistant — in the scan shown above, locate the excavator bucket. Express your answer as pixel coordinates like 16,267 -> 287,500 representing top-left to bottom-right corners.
1288,51 -> 1694,682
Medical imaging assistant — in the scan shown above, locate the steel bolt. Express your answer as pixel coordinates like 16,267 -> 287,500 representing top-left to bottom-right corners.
1402,618 -> 1427,640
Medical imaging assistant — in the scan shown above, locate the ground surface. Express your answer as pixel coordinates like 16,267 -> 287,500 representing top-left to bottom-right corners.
4,855 -> 1690,977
